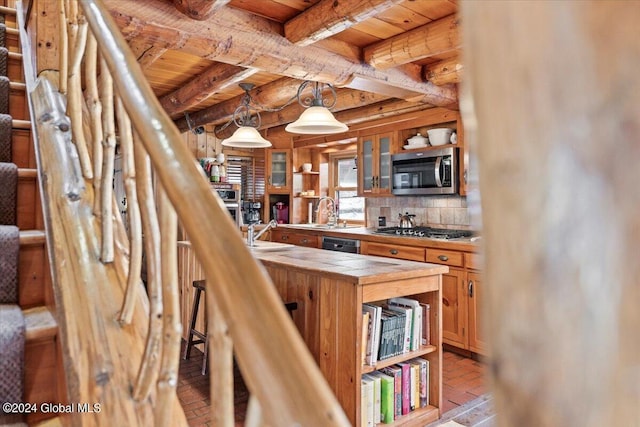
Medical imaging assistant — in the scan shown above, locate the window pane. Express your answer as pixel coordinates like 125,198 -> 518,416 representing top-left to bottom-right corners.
336,190 -> 364,221
337,157 -> 358,187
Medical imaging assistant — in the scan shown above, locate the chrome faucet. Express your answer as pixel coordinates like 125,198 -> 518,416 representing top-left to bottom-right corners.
247,219 -> 278,247
315,196 -> 337,227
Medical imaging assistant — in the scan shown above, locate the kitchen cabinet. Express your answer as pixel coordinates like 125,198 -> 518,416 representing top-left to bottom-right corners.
361,241 -> 426,262
271,228 -> 320,248
441,267 -> 468,348
266,149 -> 291,193
357,132 -> 393,196
467,271 -> 486,354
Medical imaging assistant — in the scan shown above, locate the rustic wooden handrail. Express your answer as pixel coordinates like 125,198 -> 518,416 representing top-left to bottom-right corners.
18,0 -> 350,425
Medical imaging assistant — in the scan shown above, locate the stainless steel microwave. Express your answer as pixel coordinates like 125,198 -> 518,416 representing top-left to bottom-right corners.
391,146 -> 458,195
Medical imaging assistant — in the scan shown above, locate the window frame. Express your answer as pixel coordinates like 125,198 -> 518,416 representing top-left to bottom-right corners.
328,151 -> 365,225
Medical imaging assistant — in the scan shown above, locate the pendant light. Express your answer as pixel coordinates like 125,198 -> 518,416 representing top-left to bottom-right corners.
220,83 -> 272,148
285,81 -> 348,134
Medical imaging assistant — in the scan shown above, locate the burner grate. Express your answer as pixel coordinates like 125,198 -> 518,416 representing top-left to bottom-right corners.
375,226 -> 473,239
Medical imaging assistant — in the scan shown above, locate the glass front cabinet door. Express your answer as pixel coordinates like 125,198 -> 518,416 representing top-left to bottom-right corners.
358,132 -> 393,196
267,149 -> 291,192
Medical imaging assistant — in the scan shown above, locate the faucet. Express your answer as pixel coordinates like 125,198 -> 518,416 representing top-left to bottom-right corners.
315,196 -> 337,227
247,219 -> 278,247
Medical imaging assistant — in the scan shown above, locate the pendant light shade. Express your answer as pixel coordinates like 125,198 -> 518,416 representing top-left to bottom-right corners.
221,126 -> 272,148
285,106 -> 348,134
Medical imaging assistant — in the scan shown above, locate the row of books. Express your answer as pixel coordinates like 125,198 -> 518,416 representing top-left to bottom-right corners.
362,298 -> 431,365
361,357 -> 430,426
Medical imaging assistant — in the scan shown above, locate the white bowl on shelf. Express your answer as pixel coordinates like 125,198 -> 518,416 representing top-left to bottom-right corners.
406,133 -> 429,147
302,163 -> 312,172
427,128 -> 453,146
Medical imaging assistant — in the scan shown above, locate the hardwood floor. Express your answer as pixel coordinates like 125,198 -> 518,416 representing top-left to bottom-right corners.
177,341 -> 492,426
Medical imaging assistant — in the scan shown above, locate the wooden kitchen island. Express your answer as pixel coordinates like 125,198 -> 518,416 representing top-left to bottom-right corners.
178,240 -> 448,426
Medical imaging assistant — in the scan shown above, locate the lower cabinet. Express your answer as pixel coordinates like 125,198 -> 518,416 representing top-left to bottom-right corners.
441,268 -> 468,348
467,270 -> 486,354
271,229 -> 320,248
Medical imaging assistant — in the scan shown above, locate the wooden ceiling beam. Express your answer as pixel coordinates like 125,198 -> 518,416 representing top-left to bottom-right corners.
173,0 -> 230,20
285,0 -> 405,46
424,56 -> 462,86
106,0 -> 457,108
128,40 -> 167,68
173,77 -> 302,132
364,14 -> 460,69
159,63 -> 258,118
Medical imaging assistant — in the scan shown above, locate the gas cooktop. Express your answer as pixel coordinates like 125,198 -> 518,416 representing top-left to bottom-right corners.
375,226 -> 474,239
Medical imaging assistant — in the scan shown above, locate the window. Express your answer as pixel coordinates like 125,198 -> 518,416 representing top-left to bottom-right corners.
331,153 -> 364,222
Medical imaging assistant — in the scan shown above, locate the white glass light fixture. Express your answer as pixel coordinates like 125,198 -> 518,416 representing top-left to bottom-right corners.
285,81 -> 348,135
220,83 -> 272,148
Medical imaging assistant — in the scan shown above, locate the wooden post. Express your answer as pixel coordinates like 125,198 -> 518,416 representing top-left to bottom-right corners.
461,2 -> 640,426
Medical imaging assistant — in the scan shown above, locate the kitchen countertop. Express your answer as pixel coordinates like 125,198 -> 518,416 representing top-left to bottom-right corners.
278,224 -> 480,252
248,240 -> 448,285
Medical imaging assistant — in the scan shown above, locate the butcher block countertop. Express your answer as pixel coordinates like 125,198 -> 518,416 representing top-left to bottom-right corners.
279,224 -> 480,252
249,240 -> 449,285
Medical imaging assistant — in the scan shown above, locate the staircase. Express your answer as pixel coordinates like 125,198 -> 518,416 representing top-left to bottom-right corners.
0,5 -> 64,426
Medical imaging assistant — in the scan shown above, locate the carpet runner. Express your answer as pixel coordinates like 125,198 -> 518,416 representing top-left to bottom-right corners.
0,12 -> 25,424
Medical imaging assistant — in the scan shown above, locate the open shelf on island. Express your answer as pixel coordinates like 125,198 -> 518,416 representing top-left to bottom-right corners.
361,344 -> 437,374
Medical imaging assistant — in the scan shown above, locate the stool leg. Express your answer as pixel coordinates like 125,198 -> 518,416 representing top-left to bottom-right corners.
183,287 -> 202,360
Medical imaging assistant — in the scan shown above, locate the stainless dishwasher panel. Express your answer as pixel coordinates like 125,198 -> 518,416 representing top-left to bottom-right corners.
321,236 -> 361,254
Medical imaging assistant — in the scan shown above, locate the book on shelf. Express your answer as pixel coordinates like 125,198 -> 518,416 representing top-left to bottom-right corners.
380,365 -> 402,419
361,377 -> 375,427
385,304 -> 412,354
419,302 -> 431,346
369,371 -> 394,424
410,357 -> 430,408
397,362 -> 412,415
362,304 -> 382,365
379,308 -> 403,360
409,360 -> 421,410
389,297 -> 423,351
361,311 -> 370,365
363,374 -> 381,424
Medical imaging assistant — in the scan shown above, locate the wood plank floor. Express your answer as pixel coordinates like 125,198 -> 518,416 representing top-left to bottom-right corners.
177,341 -> 493,426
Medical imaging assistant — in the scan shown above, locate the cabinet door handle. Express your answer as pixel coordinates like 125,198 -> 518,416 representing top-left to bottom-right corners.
301,238 -> 308,244
390,249 -> 398,255
268,175 -> 272,185
438,255 -> 449,261
282,235 -> 289,241
375,176 -> 379,188
370,177 -> 375,188
468,280 -> 474,297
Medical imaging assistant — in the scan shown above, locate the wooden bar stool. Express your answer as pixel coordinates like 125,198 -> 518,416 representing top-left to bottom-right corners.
183,279 -> 209,375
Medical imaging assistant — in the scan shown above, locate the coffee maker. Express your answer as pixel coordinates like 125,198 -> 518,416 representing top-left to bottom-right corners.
242,201 -> 261,225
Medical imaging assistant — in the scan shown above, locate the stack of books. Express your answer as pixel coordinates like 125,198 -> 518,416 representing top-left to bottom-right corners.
360,357 -> 430,425
362,298 -> 431,366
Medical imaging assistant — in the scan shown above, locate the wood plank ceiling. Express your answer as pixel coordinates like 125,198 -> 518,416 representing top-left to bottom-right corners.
105,0 -> 461,142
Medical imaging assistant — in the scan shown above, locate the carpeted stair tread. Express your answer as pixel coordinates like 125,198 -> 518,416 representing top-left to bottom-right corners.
23,306 -> 57,341
0,224 -> 18,303
0,114 -> 10,163
0,304 -> 25,424
0,162 -> 17,225
0,75 -> 9,114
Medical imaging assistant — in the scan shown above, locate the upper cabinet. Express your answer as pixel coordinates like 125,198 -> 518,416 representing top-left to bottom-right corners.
357,132 -> 393,196
266,149 -> 292,193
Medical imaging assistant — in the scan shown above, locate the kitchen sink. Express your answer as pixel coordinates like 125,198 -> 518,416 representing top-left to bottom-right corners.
247,240 -> 295,251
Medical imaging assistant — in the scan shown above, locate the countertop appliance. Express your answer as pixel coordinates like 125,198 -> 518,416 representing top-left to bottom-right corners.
375,226 -> 473,240
242,201 -> 261,225
212,183 -> 242,227
322,236 -> 361,254
391,146 -> 457,195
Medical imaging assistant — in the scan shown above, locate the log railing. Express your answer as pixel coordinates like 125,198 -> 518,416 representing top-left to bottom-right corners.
19,0 -> 349,425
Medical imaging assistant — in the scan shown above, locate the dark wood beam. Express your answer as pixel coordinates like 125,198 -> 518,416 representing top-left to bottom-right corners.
364,14 -> 460,69
173,0 -> 230,20
159,63 -> 258,118
106,0 -> 458,108
284,0 -> 405,46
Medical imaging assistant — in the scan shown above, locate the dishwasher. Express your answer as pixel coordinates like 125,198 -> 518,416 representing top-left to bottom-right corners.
321,236 -> 361,254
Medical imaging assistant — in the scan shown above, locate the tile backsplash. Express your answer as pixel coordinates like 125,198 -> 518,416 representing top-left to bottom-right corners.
366,195 -> 474,230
